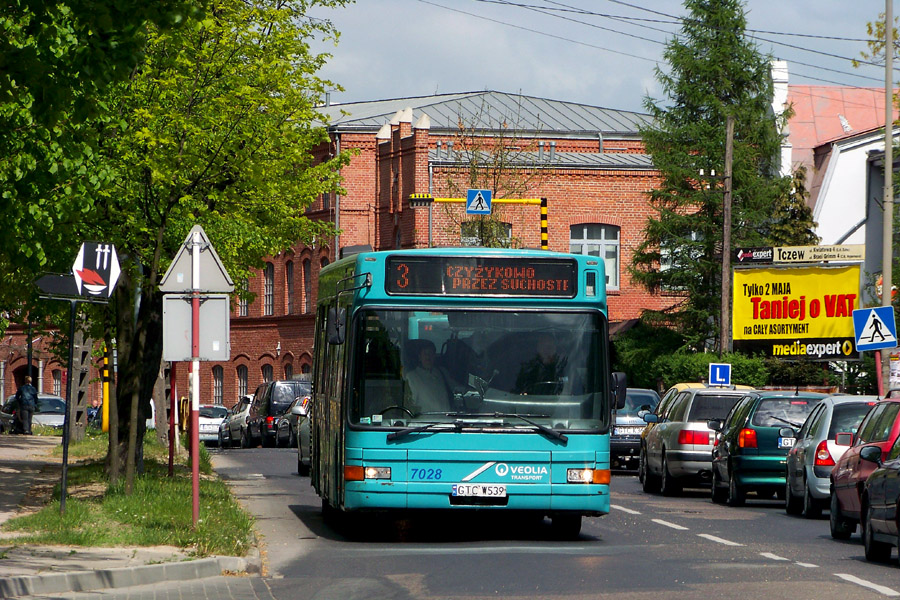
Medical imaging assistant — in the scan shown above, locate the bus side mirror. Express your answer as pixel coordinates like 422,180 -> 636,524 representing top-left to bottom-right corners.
612,372 -> 627,410
327,306 -> 346,345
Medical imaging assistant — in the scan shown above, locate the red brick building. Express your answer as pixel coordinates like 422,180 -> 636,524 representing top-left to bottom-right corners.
2,91 -> 673,410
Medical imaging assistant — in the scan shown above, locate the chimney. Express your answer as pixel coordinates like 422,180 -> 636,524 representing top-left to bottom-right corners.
538,141 -> 544,161
549,141 -> 556,161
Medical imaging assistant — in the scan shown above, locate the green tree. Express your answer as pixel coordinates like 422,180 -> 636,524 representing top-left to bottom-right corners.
765,166 -> 819,246
53,0 -> 350,484
630,0 -> 791,350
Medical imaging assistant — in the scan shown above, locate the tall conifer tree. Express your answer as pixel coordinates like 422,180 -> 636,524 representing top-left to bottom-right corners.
630,0 -> 798,350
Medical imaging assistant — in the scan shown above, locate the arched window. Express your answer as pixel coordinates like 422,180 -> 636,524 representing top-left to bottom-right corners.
570,224 -> 620,289
264,262 -> 275,315
212,366 -> 224,405
237,365 -> 248,397
302,259 -> 311,314
262,364 -> 274,383
285,261 -> 294,315
284,364 -> 293,380
321,257 -> 329,269
301,363 -> 311,376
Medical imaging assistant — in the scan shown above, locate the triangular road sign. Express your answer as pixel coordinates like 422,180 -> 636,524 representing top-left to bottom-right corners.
159,225 -> 234,293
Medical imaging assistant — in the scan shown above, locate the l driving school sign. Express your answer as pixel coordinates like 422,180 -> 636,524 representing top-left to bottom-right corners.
732,265 -> 859,360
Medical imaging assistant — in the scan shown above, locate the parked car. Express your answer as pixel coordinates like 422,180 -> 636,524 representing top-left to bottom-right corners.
0,393 -> 67,432
247,380 -> 310,447
285,381 -> 313,475
782,395 -> 877,518
640,385 -> 750,495
708,391 -> 828,506
611,388 -> 660,470
223,394 -> 253,448
830,397 -> 900,539
198,404 -> 228,446
284,380 -> 312,448
858,437 -> 900,562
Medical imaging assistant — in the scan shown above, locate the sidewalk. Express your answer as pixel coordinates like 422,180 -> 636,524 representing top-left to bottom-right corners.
0,434 -> 258,598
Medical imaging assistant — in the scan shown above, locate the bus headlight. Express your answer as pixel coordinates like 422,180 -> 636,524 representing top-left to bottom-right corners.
567,468 -> 610,484
364,466 -> 391,480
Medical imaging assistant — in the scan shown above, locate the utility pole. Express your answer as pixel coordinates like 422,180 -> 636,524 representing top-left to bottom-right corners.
882,0 -> 894,396
721,115 -> 735,355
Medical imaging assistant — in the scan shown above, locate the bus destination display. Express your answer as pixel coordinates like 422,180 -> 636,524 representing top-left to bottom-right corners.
386,256 -> 577,297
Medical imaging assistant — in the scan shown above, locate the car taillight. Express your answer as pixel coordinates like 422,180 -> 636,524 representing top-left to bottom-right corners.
814,440 -> 835,466
678,430 -> 710,445
738,428 -> 757,448
266,416 -> 275,429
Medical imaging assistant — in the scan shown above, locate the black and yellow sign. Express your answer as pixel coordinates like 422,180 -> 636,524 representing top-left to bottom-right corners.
732,265 -> 860,360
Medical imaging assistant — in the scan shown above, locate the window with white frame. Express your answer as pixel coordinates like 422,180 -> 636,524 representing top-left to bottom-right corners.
212,366 -> 223,405
52,370 -> 62,396
569,224 -> 620,289
238,279 -> 249,317
302,259 -> 311,314
264,262 -> 274,316
237,365 -> 248,397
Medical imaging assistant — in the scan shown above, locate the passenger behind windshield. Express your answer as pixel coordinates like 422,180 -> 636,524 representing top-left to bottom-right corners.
404,339 -> 462,413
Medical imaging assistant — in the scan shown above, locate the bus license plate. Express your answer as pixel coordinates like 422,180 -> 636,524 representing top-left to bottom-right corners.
452,484 -> 507,497
778,437 -> 794,448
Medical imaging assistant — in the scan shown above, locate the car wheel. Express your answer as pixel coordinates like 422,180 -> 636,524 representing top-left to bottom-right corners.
829,488 -> 854,539
711,467 -> 727,504
863,504 -> 892,562
660,454 -> 682,497
549,514 -> 582,540
217,429 -> 225,448
801,478 -> 822,519
640,447 -> 660,493
727,470 -> 745,507
785,476 -> 802,515
241,427 -> 251,449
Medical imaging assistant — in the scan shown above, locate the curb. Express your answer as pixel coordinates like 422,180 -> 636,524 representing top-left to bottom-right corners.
0,550 -> 261,598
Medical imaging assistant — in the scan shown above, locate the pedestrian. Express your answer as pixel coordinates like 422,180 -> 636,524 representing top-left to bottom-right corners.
14,375 -> 38,435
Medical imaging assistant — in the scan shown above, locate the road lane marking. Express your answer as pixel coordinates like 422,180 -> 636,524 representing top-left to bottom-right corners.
795,562 -> 818,568
835,574 -> 900,597
760,552 -> 789,561
697,533 -> 743,546
611,504 -> 641,515
651,519 -> 689,530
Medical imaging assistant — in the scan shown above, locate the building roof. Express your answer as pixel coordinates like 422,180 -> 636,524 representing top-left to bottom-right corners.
319,91 -> 651,138
787,85 -> 898,173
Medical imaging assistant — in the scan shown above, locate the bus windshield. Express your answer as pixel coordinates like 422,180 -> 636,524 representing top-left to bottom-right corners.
350,308 -> 608,431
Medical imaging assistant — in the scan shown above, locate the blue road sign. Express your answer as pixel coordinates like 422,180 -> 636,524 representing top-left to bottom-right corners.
709,363 -> 732,387
853,306 -> 898,352
466,189 -> 492,215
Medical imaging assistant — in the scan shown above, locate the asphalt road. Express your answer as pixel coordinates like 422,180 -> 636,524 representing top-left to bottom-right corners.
41,447 -> 900,599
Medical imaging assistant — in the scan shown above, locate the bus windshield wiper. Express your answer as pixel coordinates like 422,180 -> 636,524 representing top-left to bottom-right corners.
449,412 -> 568,444
386,420 -> 463,441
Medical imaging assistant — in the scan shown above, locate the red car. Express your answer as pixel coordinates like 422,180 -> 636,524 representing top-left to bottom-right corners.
829,398 -> 900,539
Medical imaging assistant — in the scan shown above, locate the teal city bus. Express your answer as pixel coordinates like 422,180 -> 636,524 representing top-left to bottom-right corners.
309,247 -> 625,538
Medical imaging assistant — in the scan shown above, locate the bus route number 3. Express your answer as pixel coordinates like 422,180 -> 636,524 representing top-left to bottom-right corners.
394,262 -> 409,288
410,468 -> 442,480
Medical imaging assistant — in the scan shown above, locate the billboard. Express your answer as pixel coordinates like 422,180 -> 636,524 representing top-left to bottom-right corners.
732,265 -> 860,360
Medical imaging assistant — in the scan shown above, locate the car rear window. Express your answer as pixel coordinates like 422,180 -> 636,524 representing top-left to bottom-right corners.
827,403 -> 872,438
36,396 -> 66,414
751,398 -> 820,428
687,394 -> 743,421
621,390 -> 660,417
271,382 -> 310,414
200,406 -> 228,419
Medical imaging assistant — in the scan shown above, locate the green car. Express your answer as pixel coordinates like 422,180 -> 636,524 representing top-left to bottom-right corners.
708,391 -> 828,506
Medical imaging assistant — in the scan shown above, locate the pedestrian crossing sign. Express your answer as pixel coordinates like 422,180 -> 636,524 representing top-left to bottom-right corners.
466,189 -> 492,215
853,306 -> 898,351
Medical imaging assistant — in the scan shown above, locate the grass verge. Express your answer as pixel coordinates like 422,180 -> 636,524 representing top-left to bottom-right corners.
1,431 -> 254,556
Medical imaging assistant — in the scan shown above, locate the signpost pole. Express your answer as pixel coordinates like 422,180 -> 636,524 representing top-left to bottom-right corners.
191,231 -> 201,527
60,299 -> 77,514
882,0 -> 894,397
169,361 -> 176,477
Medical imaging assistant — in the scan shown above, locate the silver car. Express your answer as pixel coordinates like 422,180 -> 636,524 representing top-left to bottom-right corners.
0,394 -> 67,432
783,395 -> 877,518
640,387 -> 749,495
223,394 -> 253,448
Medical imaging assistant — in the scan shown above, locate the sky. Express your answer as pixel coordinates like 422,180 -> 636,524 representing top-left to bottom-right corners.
308,0 -> 890,114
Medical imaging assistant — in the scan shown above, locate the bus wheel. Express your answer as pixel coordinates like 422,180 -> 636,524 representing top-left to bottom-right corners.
550,514 -> 582,540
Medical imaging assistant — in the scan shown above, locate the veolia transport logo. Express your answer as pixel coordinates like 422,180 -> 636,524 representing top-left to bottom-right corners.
72,242 -> 120,298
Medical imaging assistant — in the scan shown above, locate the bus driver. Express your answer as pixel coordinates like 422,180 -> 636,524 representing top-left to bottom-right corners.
405,340 -> 458,414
